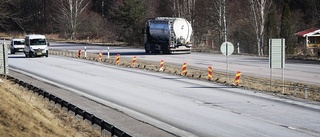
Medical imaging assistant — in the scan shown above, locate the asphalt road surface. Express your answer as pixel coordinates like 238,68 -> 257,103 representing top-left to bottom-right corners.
47,42 -> 320,85
7,52 -> 320,137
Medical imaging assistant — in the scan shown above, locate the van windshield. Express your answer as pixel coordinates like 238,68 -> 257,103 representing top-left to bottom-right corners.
14,41 -> 25,45
30,39 -> 46,45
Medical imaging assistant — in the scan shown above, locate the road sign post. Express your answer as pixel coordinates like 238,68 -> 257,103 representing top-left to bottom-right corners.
0,42 -> 9,77
220,42 -> 234,83
269,38 -> 285,94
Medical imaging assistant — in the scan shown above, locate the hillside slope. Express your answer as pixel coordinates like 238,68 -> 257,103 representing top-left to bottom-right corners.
0,80 -> 100,137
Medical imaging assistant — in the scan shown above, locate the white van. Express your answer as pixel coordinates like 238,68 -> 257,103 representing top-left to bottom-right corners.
10,38 -> 25,54
24,34 -> 49,57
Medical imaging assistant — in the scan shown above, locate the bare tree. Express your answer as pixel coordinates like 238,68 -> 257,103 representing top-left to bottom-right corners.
248,0 -> 272,56
222,0 -> 227,42
0,0 -> 11,29
52,0 -> 90,40
81,12 -> 108,39
171,0 -> 195,22
213,0 -> 227,43
309,0 -> 320,20
313,1 -> 320,17
193,0 -> 226,48
0,0 -> 23,31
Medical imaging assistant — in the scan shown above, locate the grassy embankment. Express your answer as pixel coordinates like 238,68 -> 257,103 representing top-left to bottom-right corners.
0,80 -> 101,137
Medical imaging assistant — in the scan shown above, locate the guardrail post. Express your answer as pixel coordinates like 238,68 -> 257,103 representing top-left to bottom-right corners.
85,47 -> 87,59
294,85 -> 297,96
7,67 -> 141,137
107,47 -> 110,59
304,87 -> 308,99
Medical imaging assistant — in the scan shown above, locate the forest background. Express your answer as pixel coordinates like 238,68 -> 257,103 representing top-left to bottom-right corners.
0,0 -> 319,56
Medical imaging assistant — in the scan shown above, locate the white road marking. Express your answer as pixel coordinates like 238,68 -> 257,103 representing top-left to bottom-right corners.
194,100 -> 204,104
163,92 -> 171,96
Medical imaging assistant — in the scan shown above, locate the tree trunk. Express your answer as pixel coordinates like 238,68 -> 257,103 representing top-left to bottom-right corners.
222,0 -> 227,42
249,0 -> 269,56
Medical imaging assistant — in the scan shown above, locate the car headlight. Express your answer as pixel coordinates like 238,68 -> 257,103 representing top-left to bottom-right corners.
30,47 -> 34,52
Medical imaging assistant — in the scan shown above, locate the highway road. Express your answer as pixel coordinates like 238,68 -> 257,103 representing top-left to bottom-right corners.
7,51 -> 320,137
48,42 -> 320,85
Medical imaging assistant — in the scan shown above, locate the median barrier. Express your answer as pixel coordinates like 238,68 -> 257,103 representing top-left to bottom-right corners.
159,60 -> 164,71
97,51 -> 102,62
181,62 -> 187,75
208,66 -> 213,81
234,71 -> 241,86
116,54 -> 120,65
77,49 -> 81,58
131,56 -> 136,67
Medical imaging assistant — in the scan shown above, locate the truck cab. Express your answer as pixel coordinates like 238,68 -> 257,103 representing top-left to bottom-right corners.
24,34 -> 49,57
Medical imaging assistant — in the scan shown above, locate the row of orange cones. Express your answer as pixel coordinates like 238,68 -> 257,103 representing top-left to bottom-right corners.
181,62 -> 241,85
77,50 -> 241,85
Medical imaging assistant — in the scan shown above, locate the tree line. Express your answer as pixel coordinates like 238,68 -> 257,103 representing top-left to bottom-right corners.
0,0 -> 319,55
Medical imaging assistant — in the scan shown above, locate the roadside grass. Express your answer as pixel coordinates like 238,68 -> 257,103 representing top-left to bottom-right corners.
0,80 -> 102,137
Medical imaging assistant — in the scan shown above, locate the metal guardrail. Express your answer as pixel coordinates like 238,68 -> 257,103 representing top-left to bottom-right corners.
6,75 -> 132,137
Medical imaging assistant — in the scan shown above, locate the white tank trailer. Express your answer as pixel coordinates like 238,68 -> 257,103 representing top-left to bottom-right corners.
143,17 -> 193,54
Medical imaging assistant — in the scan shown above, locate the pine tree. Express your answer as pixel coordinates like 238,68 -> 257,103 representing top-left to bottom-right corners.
280,2 -> 294,54
266,8 -> 278,38
109,0 -> 146,45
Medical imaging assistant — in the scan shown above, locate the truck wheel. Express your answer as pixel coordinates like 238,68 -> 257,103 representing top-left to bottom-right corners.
144,44 -> 148,53
11,49 -> 15,54
29,52 -> 34,58
150,44 -> 156,53
145,44 -> 153,54
145,48 -> 150,53
162,45 -> 170,54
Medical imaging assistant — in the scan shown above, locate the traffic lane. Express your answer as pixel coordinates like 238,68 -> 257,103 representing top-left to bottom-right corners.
137,53 -> 320,84
8,55 -> 320,136
7,41 -> 320,85
48,42 -> 319,74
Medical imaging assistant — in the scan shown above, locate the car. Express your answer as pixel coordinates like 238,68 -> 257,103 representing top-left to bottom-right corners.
24,34 -> 49,57
10,38 -> 25,54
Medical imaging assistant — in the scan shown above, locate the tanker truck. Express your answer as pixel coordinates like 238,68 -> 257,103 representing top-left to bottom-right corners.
143,17 -> 193,54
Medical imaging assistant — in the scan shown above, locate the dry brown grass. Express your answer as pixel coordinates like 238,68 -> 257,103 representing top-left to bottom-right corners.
0,80 -> 102,137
